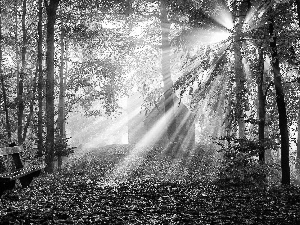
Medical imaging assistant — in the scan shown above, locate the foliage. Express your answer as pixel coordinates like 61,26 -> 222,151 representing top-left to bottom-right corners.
216,137 -> 281,187
54,137 -> 76,158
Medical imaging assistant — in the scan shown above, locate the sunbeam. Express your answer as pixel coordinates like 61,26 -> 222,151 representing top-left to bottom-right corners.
67,98 -> 142,151
106,102 -> 176,183
211,8 -> 234,30
187,28 -> 232,46
244,1 -> 274,32
189,41 -> 231,99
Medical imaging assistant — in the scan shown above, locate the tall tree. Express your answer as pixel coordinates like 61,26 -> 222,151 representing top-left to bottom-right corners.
0,3 -> 11,142
296,0 -> 300,27
17,0 -> 27,145
294,0 -> 300,170
15,0 -> 20,101
57,24 -> 66,171
233,0 -> 250,138
256,46 -> 266,163
37,0 -> 44,157
44,0 -> 60,173
269,15 -> 290,185
22,69 -> 38,143
160,0 -> 176,153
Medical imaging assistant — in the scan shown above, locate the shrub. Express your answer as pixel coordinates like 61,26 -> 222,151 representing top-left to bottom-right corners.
54,137 -> 75,158
216,137 -> 279,187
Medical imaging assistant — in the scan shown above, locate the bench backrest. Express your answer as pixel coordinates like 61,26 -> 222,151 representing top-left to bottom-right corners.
0,146 -> 24,171
0,146 -> 24,156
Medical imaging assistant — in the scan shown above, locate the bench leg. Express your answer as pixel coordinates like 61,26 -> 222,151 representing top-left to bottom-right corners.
0,180 -> 16,196
19,170 -> 41,188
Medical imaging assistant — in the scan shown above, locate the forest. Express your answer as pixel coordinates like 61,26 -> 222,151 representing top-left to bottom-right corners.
1,0 -> 300,224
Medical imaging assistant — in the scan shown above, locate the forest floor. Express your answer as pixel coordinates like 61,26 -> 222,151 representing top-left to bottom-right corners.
1,144 -> 300,224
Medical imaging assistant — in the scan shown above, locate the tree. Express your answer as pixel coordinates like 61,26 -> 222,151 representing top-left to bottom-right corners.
269,11 -> 290,185
294,0 -> 300,170
44,0 -> 60,173
296,0 -> 300,27
257,46 -> 266,163
57,24 -> 66,171
0,2 -> 11,142
233,0 -> 251,139
17,0 -> 27,145
160,0 -> 177,154
37,0 -> 44,157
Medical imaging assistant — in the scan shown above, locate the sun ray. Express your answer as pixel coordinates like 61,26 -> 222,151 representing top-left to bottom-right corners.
106,103 -> 176,183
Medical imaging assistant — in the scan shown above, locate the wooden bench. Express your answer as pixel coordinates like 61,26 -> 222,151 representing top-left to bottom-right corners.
0,145 -> 45,196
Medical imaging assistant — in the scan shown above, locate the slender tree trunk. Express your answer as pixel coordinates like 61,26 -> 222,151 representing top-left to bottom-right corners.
160,0 -> 176,154
57,26 -> 66,171
294,0 -> 300,170
296,0 -> 300,27
37,0 -> 44,157
234,24 -> 246,139
22,69 -> 38,143
45,0 -> 60,173
296,100 -> 300,170
0,6 -> 11,142
15,0 -> 20,98
1,77 -> 11,141
224,93 -> 233,148
269,18 -> 290,185
257,47 -> 266,163
17,0 -> 27,145
233,0 -> 250,139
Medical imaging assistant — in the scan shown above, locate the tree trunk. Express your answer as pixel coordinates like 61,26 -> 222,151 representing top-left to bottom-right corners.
17,0 -> 27,145
224,93 -> 233,148
37,0 -> 44,157
57,26 -> 66,171
269,18 -> 290,185
0,6 -> 11,142
296,0 -> 300,27
160,0 -> 176,154
233,25 -> 246,139
15,0 -> 20,103
294,0 -> 300,170
22,69 -> 38,143
296,99 -> 300,170
1,76 -> 11,141
45,0 -> 60,173
233,0 -> 250,139
257,47 -> 266,163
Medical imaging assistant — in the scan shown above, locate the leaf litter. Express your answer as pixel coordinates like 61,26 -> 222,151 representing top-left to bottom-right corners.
0,145 -> 300,224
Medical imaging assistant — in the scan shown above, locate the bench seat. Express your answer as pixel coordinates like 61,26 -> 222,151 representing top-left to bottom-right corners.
0,145 -> 45,196
0,164 -> 44,180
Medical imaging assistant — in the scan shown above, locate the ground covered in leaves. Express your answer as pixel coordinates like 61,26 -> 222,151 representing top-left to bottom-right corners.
1,144 -> 300,224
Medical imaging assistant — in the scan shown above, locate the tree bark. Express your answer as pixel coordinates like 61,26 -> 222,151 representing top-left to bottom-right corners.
17,0 -> 27,145
233,0 -> 250,139
294,0 -> 300,170
296,0 -> 300,27
296,98 -> 300,170
15,0 -> 20,101
57,25 -> 66,171
0,5 -> 11,142
160,0 -> 176,152
269,18 -> 290,185
233,25 -> 246,139
257,47 -> 266,163
22,69 -> 38,143
37,0 -> 44,157
0,77 -> 11,141
45,0 -> 60,173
